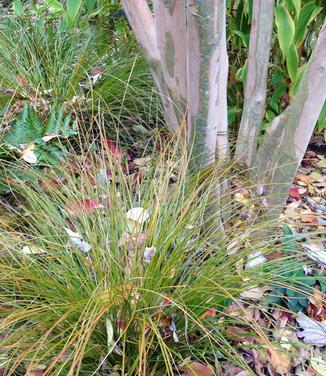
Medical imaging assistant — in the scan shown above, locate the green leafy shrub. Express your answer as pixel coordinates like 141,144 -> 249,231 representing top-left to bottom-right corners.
0,14 -> 161,141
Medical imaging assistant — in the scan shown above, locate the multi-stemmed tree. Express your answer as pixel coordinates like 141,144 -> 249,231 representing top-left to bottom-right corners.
121,0 -> 326,222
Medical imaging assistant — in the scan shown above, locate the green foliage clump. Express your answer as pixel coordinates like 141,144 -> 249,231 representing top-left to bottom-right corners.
0,139 -> 304,375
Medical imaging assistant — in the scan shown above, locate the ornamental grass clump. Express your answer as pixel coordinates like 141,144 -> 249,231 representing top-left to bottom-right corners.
0,136 -> 309,375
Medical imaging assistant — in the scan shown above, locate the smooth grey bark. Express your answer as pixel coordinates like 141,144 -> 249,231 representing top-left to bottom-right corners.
253,19 -> 326,221
122,0 -> 228,168
153,0 -> 188,121
235,0 -> 275,167
187,0 -> 229,168
121,0 -> 183,131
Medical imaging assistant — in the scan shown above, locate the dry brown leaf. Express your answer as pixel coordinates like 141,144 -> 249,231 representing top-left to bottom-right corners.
311,355 -> 326,376
269,348 -> 292,375
178,362 -> 214,376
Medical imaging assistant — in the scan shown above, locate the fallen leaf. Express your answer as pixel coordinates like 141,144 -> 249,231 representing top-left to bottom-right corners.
65,228 -> 91,253
143,246 -> 157,263
317,157 -> 326,169
245,251 -> 267,269
133,156 -> 151,166
65,199 -> 104,216
39,178 -> 64,193
311,355 -> 326,376
296,313 -> 326,347
289,188 -> 301,200
178,362 -> 214,376
105,138 -> 123,159
21,246 -> 46,255
126,207 -> 150,233
297,174 -> 312,185
240,286 -> 266,300
235,192 -> 250,205
310,172 -> 323,182
42,134 -> 59,142
200,308 -> 216,320
303,243 -> 326,267
269,347 -> 292,375
21,143 -> 37,164
302,214 -> 318,224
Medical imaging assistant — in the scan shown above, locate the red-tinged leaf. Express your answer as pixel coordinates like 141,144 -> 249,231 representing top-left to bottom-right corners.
200,308 -> 216,320
90,66 -> 103,76
39,178 -> 63,193
99,196 -> 111,209
65,198 -> 103,216
178,362 -> 214,376
121,162 -> 135,174
62,161 -> 80,172
288,187 -> 301,199
226,326 -> 250,342
302,214 -> 318,224
306,150 -> 317,158
105,138 -> 123,159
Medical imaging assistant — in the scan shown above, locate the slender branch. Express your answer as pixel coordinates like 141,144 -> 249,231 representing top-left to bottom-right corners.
253,19 -> 326,221
187,0 -> 229,168
235,0 -> 275,167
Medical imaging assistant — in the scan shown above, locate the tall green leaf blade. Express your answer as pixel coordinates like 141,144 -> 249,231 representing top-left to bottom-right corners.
294,3 -> 322,46
12,0 -> 24,16
66,0 -> 82,28
275,4 -> 295,59
291,0 -> 301,17
44,0 -> 63,13
316,101 -> 326,133
286,44 -> 299,82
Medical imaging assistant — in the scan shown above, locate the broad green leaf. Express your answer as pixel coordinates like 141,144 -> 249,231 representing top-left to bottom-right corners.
289,63 -> 307,98
281,225 -> 298,255
316,101 -> 326,133
12,0 -> 24,16
271,70 -> 286,86
270,84 -> 287,112
294,3 -> 322,47
232,30 -> 249,48
266,110 -> 276,123
85,0 -> 97,12
44,0 -> 63,13
275,4 -> 295,58
236,60 -> 247,82
66,0 -> 83,28
286,44 -> 299,82
291,0 -> 301,17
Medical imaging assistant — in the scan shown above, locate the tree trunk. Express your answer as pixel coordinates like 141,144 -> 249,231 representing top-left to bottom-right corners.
121,0 -> 183,131
187,0 -> 229,168
253,20 -> 326,221
153,0 -> 188,122
235,0 -> 275,167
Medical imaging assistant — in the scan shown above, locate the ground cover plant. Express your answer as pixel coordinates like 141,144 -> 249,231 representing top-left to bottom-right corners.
0,135 -> 323,375
0,0 -> 325,375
